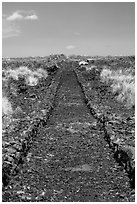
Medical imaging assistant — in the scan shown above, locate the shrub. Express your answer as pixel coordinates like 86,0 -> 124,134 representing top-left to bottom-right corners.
2,97 -> 13,116
100,68 -> 135,109
2,66 -> 49,127
3,66 -> 48,87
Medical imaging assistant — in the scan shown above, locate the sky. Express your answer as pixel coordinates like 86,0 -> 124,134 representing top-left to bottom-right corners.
2,2 -> 135,57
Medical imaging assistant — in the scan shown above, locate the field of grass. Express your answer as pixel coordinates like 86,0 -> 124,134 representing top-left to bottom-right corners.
100,67 -> 135,109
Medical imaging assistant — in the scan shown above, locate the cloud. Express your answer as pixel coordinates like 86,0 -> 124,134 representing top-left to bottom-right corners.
66,45 -> 76,50
2,19 -> 20,38
7,12 -> 23,21
25,14 -> 38,20
6,10 -> 38,21
3,10 -> 38,38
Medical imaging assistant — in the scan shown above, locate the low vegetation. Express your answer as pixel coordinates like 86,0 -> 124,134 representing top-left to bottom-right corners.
2,66 -> 48,128
2,96 -> 13,116
100,67 -> 135,109
3,66 -> 48,86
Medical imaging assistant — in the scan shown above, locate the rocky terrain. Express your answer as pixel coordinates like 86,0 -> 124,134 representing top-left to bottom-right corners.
2,58 -> 135,201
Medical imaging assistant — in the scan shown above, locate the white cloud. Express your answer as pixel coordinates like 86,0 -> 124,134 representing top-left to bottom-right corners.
6,10 -> 38,21
3,10 -> 38,38
25,14 -> 38,20
66,45 -> 76,50
7,12 -> 23,21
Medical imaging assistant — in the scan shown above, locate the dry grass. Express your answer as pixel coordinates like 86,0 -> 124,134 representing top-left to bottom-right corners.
100,68 -> 135,109
2,97 -> 13,116
2,66 -> 48,128
3,66 -> 48,86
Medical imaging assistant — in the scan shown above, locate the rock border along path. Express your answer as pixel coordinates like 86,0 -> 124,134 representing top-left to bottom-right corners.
73,63 -> 135,189
2,69 -> 62,188
3,64 -> 134,202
